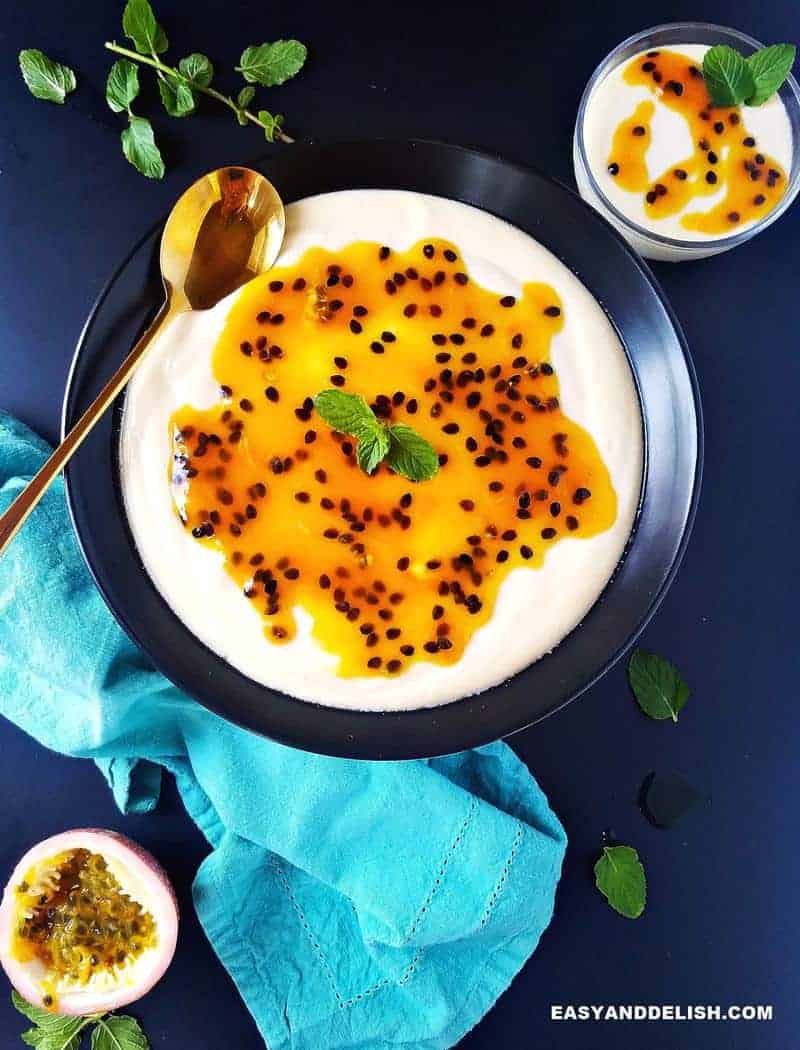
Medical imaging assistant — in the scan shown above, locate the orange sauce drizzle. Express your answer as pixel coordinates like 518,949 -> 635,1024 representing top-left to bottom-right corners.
169,239 -> 619,678
608,48 -> 787,233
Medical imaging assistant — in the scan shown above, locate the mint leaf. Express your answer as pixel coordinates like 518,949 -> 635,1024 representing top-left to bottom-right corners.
314,389 -> 377,435
106,59 -> 140,113
178,53 -> 213,88
91,1015 -> 149,1050
158,75 -> 195,117
237,40 -> 307,86
122,0 -> 168,56
386,424 -> 439,482
22,1029 -> 84,1050
702,44 -> 755,106
356,426 -> 390,475
12,991 -> 60,1028
257,109 -> 284,142
11,991 -> 95,1049
121,115 -> 165,179
628,649 -> 689,722
594,845 -> 646,919
237,86 -> 255,108
746,43 -> 796,105
19,49 -> 76,104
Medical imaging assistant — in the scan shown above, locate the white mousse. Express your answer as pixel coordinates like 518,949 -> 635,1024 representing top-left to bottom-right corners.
120,190 -> 643,710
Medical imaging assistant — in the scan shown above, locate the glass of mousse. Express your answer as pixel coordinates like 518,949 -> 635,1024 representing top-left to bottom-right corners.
574,22 -> 800,261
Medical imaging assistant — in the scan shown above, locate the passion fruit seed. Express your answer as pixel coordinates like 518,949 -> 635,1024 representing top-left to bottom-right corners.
13,849 -> 157,986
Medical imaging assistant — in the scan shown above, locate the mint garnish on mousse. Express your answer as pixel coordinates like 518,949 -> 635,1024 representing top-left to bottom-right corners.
314,389 -> 440,482
702,42 -> 796,107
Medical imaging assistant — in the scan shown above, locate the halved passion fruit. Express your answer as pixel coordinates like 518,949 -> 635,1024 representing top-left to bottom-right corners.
0,829 -> 178,1015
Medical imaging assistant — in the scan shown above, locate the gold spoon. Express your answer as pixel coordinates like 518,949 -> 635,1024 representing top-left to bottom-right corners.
0,166 -> 285,556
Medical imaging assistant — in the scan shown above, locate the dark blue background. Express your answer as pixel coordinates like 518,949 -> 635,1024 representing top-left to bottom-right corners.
1,1 -> 798,1047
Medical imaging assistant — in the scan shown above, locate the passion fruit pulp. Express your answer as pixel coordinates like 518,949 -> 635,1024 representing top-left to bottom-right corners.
0,829 -> 178,1015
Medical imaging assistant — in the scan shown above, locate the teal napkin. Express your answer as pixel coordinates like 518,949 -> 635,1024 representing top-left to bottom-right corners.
0,411 -> 566,1050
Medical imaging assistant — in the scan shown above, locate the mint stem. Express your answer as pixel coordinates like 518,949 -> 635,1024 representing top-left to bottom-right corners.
103,41 -> 294,142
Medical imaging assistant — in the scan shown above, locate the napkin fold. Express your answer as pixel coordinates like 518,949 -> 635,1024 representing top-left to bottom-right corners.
0,411 -> 566,1049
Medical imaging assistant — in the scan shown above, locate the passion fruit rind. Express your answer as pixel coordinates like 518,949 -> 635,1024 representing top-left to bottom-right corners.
0,829 -> 178,1015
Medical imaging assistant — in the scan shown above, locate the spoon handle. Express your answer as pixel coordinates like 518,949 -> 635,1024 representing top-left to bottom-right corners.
0,298 -> 176,557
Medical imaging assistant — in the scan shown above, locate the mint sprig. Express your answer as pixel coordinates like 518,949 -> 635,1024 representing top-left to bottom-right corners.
594,845 -> 647,919
627,649 -> 690,723
703,42 -> 796,107
313,389 -> 440,483
19,0 -> 307,178
11,991 -> 149,1050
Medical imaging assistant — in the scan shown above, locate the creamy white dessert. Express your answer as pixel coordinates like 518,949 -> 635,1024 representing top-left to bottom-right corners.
120,190 -> 643,711
578,43 -> 793,255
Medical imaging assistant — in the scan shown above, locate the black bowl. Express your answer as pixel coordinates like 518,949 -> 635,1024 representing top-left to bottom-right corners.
63,139 -> 702,759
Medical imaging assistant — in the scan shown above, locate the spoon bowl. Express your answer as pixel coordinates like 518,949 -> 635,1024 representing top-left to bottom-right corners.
0,166 -> 286,555
163,166 -> 285,310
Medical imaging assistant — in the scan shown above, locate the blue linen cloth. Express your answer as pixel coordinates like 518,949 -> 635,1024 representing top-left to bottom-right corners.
0,410 -> 566,1049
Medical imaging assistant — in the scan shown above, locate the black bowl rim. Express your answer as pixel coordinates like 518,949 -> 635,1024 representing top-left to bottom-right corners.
63,137 -> 703,759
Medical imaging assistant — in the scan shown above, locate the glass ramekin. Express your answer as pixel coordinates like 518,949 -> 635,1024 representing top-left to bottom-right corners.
573,22 -> 800,261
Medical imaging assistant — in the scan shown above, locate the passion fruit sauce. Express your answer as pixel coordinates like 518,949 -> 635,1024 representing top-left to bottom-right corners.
608,48 -> 787,233
169,238 -> 617,679
12,849 -> 157,1007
